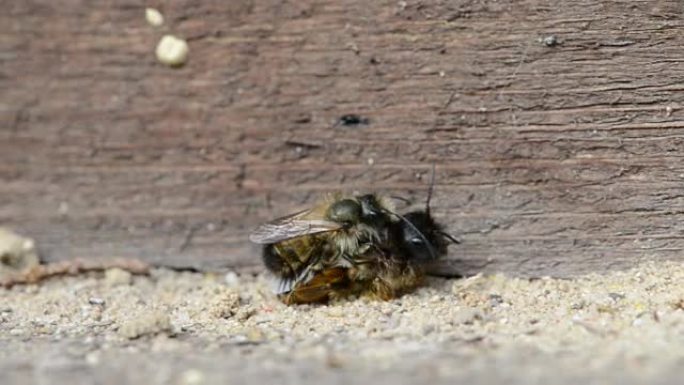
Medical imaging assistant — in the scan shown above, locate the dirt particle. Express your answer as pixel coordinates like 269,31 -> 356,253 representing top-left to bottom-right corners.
453,307 -> 484,325
246,328 -> 265,343
608,292 -> 625,301
541,35 -> 559,47
209,289 -> 240,318
489,294 -> 504,307
118,310 -> 172,339
105,268 -> 132,286
326,307 -> 345,318
671,299 -> 684,310
88,297 -> 105,306
224,271 -> 240,287
85,351 -> 100,366
0,228 -> 39,277
235,306 -> 257,322
178,369 -> 205,385
326,353 -> 345,368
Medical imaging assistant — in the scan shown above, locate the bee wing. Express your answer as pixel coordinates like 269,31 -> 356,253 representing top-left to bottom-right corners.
249,209 -> 342,244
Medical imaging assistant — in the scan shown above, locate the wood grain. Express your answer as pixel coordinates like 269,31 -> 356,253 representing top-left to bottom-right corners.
2,0 -> 684,277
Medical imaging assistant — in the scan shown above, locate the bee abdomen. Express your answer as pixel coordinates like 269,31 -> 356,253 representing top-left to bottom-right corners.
262,244 -> 297,279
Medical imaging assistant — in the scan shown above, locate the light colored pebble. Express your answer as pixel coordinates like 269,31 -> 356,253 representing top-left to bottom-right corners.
179,369 -> 205,385
155,35 -> 189,67
145,8 -> 164,27
208,289 -> 240,318
224,271 -> 240,287
118,310 -> 171,339
452,307 -> 484,325
104,268 -> 132,286
0,228 -> 39,275
85,351 -> 100,365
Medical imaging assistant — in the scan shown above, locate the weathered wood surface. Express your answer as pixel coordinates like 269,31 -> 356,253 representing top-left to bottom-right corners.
2,0 -> 684,277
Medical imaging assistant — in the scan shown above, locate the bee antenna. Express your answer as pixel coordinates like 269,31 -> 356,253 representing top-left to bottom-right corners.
426,162 -> 436,215
439,231 -> 461,244
383,209 -> 438,260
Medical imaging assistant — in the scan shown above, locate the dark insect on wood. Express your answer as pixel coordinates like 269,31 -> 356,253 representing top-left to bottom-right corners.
336,114 -> 370,127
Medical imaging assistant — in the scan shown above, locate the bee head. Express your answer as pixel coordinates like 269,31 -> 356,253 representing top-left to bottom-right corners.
395,211 -> 440,261
326,199 -> 362,226
357,194 -> 392,227
395,210 -> 459,262
395,163 -> 460,261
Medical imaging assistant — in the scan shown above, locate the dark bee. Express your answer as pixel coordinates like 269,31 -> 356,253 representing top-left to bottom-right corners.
249,170 -> 458,304
249,193 -> 397,303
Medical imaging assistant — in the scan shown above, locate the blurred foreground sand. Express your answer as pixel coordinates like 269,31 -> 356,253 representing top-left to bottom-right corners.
1,261 -> 683,385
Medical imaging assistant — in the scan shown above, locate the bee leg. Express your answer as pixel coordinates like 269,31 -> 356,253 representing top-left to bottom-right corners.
369,278 -> 397,301
283,267 -> 350,305
369,268 -> 422,301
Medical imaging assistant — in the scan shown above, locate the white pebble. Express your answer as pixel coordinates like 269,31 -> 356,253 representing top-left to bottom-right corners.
180,369 -> 205,385
88,297 -> 105,306
155,35 -> 189,67
85,351 -> 101,365
145,8 -> 164,27
224,271 -> 240,287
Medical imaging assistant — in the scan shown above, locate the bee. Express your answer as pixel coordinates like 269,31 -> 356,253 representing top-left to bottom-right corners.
249,169 -> 459,305
249,193 -> 396,301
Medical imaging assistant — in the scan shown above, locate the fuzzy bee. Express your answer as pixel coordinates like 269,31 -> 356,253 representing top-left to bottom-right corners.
249,172 -> 458,304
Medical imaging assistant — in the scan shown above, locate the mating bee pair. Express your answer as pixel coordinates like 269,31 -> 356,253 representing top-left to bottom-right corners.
249,175 -> 458,305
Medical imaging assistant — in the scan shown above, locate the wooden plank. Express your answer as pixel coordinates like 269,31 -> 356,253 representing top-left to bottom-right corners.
2,0 -> 684,277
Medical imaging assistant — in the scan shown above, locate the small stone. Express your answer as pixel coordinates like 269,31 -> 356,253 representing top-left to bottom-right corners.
88,297 -> 105,306
542,35 -> 558,47
145,8 -> 164,27
156,35 -> 189,67
608,292 -> 625,301
235,306 -> 257,322
105,268 -> 132,286
326,353 -> 345,368
489,294 -> 504,306
452,307 -> 483,325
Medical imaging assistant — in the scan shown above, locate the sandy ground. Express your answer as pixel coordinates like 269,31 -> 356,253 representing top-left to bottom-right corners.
1,261 -> 684,385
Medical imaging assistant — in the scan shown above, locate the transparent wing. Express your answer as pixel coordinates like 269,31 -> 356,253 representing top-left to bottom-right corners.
248,209 -> 342,244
